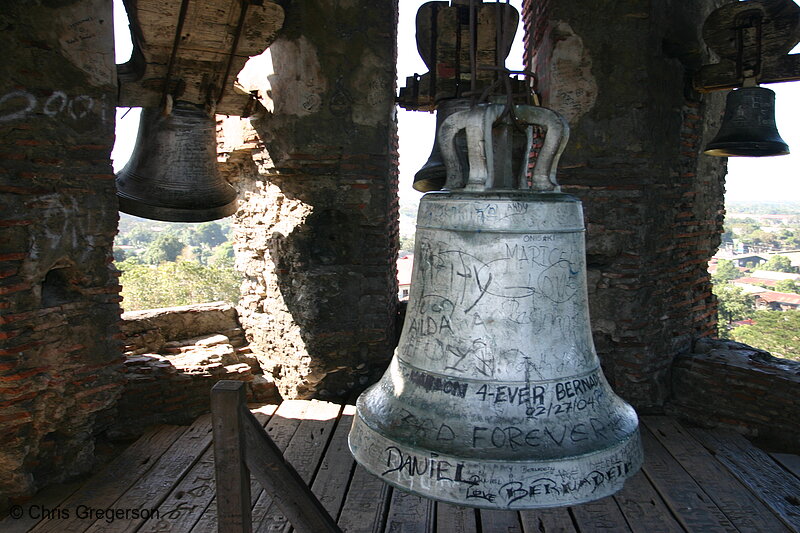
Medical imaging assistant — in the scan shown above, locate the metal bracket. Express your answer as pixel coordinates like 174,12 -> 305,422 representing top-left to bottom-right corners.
515,105 -> 570,191
439,103 -> 569,192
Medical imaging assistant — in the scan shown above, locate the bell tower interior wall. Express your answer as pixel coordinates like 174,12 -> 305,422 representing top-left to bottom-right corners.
523,0 -> 729,409
2,0 -> 800,511
229,0 -> 401,401
0,0 -> 125,508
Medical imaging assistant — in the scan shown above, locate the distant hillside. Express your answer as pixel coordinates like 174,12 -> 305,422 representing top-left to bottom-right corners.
118,212 -> 234,236
727,201 -> 800,216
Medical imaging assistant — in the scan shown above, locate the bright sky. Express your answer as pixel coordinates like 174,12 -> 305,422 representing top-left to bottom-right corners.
112,0 -> 799,206
110,0 -> 140,174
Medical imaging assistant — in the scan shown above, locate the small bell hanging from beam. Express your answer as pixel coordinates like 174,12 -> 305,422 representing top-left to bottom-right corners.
696,0 -> 798,157
115,101 -> 238,222
704,86 -> 790,157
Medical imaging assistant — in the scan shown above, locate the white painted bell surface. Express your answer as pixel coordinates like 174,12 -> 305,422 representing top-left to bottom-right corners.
350,103 -> 642,509
349,190 -> 643,509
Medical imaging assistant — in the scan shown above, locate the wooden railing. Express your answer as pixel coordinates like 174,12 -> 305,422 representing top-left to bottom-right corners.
210,381 -> 343,533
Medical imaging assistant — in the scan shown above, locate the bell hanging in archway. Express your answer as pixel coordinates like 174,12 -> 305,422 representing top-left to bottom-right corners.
349,103 -> 642,509
704,86 -> 790,157
115,102 -> 238,222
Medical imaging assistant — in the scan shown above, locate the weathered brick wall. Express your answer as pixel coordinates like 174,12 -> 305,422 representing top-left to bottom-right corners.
0,1 -> 123,507
668,338 -> 800,452
229,0 -> 400,400
523,0 -> 728,409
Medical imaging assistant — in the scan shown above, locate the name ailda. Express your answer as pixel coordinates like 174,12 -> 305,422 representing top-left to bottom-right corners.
408,315 -> 453,337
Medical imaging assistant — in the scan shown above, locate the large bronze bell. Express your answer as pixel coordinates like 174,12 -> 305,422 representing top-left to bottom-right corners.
349,103 -> 642,509
115,102 -> 238,222
704,86 -> 790,157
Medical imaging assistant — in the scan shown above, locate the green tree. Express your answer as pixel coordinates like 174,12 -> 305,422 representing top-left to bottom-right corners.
733,222 -> 760,242
712,259 -> 742,283
119,260 -> 241,311
399,234 -> 415,254
713,282 -> 754,329
210,241 -> 235,267
185,245 -> 211,265
116,256 -> 143,270
774,279 -> 800,294
189,222 -> 227,248
720,225 -> 734,244
731,310 -> 800,361
728,217 -> 758,227
749,230 -> 779,249
762,254 -> 796,273
143,233 -> 185,264
128,225 -> 156,245
775,229 -> 796,247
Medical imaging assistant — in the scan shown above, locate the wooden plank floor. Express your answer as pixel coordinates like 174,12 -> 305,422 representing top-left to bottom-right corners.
4,401 -> 799,533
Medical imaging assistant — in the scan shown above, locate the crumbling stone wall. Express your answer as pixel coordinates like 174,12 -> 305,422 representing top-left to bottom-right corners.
0,0 -> 123,506
230,0 -> 400,400
523,0 -> 728,409
111,302 -> 280,439
668,338 -> 800,452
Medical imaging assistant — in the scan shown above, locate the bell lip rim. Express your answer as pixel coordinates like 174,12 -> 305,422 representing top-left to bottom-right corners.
117,195 -> 238,222
350,459 -> 642,510
703,147 -> 790,157
357,472 -> 632,510
412,176 -> 446,193
348,418 -> 643,509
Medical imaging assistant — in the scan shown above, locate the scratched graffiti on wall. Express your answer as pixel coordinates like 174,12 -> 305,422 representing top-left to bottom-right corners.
0,90 -> 109,124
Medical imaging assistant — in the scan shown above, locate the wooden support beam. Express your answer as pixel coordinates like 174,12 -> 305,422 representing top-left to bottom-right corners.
211,381 -> 253,533
211,380 -> 342,533
694,0 -> 800,92
694,55 -> 800,92
118,0 -> 284,115
241,401 -> 343,533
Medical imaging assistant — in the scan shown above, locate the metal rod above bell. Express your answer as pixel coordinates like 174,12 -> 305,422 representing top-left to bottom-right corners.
704,86 -> 790,157
115,102 -> 238,222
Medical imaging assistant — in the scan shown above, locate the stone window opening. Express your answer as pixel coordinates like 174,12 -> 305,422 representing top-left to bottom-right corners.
109,0 -> 242,313
101,1 -> 272,444
711,75 -> 800,364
